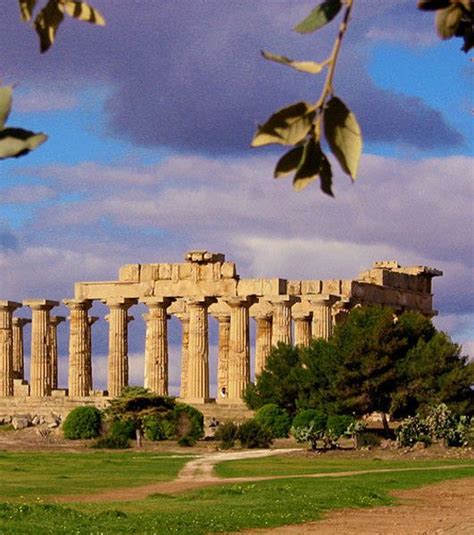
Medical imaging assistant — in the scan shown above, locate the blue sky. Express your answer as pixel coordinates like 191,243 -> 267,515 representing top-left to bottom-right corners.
0,1 -> 472,392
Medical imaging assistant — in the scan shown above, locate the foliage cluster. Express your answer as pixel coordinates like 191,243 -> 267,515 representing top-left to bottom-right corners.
97,387 -> 204,448
291,409 -> 355,450
62,406 -> 102,439
254,403 -> 292,438
245,307 -> 473,428
397,404 -> 473,448
214,419 -> 273,449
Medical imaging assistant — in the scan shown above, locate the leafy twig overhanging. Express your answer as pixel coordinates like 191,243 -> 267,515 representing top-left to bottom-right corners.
252,0 -> 362,197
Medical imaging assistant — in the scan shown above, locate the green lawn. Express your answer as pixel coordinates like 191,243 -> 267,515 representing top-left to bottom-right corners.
0,451 -> 192,499
214,454 -> 474,478
0,452 -> 472,534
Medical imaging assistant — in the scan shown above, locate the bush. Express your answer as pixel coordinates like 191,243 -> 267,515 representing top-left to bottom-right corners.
177,435 -> 195,447
238,419 -> 273,449
172,404 -> 204,443
109,418 -> 136,440
356,431 -> 382,448
292,409 -> 327,432
63,406 -> 102,440
214,422 -> 239,449
255,404 -> 291,438
91,435 -> 130,449
143,415 -> 175,441
396,404 -> 473,448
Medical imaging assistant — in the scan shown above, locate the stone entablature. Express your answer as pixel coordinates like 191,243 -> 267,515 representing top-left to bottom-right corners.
1,251 -> 442,406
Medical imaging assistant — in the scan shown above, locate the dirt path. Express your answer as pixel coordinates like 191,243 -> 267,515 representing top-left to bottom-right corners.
55,448 -> 474,504
237,477 -> 474,535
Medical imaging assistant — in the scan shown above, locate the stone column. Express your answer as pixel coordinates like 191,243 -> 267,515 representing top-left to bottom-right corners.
186,298 -> 211,403
226,297 -> 252,403
87,316 -> 99,391
143,298 -> 173,396
212,312 -> 231,402
12,317 -> 30,380
49,316 -> 65,390
103,298 -> 137,398
175,312 -> 190,399
24,300 -> 59,397
269,296 -> 296,346
309,295 -> 339,340
64,299 -> 92,397
293,312 -> 312,348
0,301 -> 21,397
253,313 -> 272,376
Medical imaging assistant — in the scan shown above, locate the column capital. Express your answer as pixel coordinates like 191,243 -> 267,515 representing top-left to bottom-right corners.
0,300 -> 22,312
306,294 -> 339,307
266,295 -> 298,306
102,298 -> 138,309
292,311 -> 311,321
50,316 -> 66,326
174,311 -> 190,323
24,299 -> 59,311
13,317 -> 31,327
223,296 -> 255,309
143,297 -> 174,308
186,296 -> 215,308
64,298 -> 92,311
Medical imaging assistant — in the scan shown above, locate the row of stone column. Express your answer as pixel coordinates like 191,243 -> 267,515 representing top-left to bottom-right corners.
0,295 -> 337,401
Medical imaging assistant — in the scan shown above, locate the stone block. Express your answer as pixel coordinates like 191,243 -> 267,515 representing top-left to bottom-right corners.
12,416 -> 30,430
140,264 -> 160,281
301,280 -> 322,295
13,380 -> 29,397
322,279 -> 342,294
51,389 -> 67,398
221,262 -> 236,278
178,263 -> 192,279
159,263 -> 172,280
287,280 -> 301,295
118,264 -> 140,282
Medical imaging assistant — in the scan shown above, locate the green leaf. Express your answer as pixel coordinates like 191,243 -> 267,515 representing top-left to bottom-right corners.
0,86 -> 13,129
293,0 -> 342,34
18,0 -> 37,21
251,102 -> 315,147
261,50 -> 325,74
274,146 -> 305,178
34,0 -> 65,53
319,152 -> 334,197
0,128 -> 48,160
436,5 -> 463,39
62,1 -> 106,26
323,96 -> 362,180
293,137 -> 322,191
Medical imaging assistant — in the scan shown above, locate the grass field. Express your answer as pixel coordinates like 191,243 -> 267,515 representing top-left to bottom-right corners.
0,451 -> 472,534
0,451 -> 192,499
214,454 -> 474,478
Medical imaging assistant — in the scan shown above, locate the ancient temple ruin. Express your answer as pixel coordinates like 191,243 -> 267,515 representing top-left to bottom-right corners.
0,251 -> 442,412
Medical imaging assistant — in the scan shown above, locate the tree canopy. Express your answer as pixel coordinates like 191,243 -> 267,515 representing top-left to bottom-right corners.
245,306 -> 474,421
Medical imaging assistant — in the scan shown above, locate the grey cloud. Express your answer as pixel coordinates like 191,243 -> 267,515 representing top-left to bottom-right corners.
0,1 -> 463,154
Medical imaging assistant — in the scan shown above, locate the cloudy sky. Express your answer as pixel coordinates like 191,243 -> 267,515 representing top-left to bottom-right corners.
0,1 -> 472,394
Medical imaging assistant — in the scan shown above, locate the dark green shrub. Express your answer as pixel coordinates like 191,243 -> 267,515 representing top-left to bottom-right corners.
214,421 -> 239,449
357,431 -> 382,448
109,418 -> 135,440
238,419 -> 273,449
172,404 -> 204,442
292,409 -> 327,432
326,415 -> 354,439
255,404 -> 291,438
62,406 -> 102,439
177,435 -> 195,447
143,416 -> 171,441
91,434 -> 130,449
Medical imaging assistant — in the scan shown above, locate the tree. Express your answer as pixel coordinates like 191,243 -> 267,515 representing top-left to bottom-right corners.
244,343 -> 301,416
